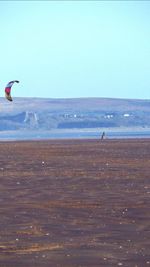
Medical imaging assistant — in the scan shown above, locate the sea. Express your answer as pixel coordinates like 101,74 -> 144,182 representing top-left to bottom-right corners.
0,129 -> 150,141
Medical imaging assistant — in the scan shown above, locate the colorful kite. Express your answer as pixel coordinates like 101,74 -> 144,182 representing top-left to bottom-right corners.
5,80 -> 19,101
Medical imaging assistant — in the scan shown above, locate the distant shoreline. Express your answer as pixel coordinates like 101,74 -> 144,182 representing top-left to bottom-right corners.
0,127 -> 150,141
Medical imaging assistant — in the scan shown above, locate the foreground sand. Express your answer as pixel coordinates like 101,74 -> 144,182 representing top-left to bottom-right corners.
0,139 -> 149,267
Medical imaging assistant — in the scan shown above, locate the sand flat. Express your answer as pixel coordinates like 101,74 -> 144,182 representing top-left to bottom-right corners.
0,139 -> 149,267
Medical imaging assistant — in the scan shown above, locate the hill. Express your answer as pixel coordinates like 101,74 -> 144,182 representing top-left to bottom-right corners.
0,97 -> 150,131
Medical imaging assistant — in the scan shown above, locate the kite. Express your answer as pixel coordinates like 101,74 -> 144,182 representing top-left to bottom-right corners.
5,80 -> 19,101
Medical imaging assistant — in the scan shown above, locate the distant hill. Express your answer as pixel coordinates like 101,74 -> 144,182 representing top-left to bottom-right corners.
0,97 -> 150,131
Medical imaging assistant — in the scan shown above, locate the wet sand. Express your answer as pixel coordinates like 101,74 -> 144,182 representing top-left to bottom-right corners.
0,139 -> 149,267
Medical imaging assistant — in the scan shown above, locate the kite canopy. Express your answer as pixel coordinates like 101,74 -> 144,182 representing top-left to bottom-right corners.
5,80 -> 19,101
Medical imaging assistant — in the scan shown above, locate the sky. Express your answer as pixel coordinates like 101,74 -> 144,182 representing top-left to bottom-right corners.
0,1 -> 150,99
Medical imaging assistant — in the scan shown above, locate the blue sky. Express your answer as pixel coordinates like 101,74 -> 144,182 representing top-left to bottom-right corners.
0,1 -> 150,99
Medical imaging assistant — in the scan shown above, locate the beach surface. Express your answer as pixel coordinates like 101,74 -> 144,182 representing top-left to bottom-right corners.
0,139 -> 149,267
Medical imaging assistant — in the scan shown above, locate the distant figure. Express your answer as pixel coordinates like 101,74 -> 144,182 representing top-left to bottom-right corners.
101,131 -> 105,140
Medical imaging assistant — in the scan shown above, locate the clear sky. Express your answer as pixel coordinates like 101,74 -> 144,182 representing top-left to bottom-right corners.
0,1 -> 150,99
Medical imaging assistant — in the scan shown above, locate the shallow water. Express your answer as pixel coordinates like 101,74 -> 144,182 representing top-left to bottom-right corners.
0,129 -> 150,141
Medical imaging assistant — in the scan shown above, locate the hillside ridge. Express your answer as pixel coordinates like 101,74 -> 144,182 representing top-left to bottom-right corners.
0,97 -> 150,130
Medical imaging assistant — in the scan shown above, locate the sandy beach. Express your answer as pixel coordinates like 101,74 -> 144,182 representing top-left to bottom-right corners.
0,139 -> 149,267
